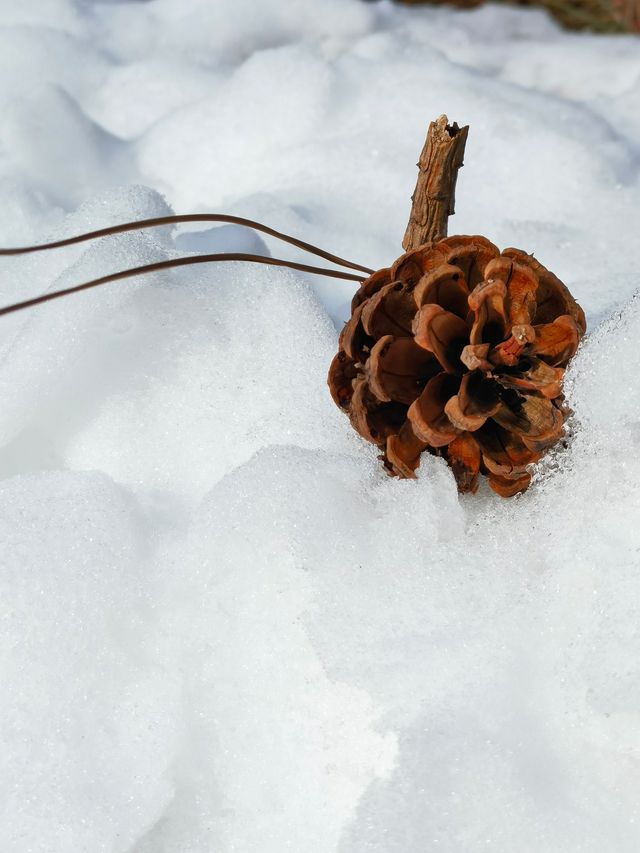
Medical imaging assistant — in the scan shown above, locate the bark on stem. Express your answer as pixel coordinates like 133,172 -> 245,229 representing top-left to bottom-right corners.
402,115 -> 469,252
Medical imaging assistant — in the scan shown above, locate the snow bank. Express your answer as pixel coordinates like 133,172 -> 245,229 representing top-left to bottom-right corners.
0,0 -> 640,850
0,470 -> 181,853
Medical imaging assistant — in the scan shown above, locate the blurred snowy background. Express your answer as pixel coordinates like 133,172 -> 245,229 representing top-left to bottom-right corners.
1,0 -> 640,850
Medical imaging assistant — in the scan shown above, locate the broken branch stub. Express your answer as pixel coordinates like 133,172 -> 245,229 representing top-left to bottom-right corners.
402,115 -> 469,252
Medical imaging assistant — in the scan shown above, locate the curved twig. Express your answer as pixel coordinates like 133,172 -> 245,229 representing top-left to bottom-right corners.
0,253 -> 365,318
0,214 -> 374,275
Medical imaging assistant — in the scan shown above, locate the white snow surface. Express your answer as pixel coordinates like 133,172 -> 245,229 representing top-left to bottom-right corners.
0,0 -> 640,850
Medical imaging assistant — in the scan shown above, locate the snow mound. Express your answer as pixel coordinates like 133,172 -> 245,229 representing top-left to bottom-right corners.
0,470 -> 181,853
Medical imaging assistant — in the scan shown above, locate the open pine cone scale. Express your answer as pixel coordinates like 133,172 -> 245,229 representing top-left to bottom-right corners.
328,236 -> 586,497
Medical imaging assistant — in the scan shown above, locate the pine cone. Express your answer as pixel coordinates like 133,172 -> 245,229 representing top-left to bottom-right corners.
328,236 -> 586,497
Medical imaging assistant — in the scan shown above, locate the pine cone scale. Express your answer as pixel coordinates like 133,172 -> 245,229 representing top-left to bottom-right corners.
414,264 -> 470,316
494,357 -> 564,398
365,335 -> 438,404
385,420 -> 428,479
407,372 -> 460,447
361,281 -> 416,338
446,432 -> 482,493
530,315 -> 581,365
503,248 -> 586,333
413,304 -> 470,374
349,377 -> 406,443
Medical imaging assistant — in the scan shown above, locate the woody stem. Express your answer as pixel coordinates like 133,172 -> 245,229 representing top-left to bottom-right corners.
402,114 -> 469,252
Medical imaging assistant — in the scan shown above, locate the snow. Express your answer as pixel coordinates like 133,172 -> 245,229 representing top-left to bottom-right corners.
0,0 -> 639,850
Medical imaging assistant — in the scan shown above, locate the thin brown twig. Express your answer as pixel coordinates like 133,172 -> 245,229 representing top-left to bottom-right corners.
0,214 -> 374,275
0,253 -> 365,319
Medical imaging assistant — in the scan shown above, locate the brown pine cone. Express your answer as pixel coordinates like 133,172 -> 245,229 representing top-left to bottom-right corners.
328,236 -> 586,497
